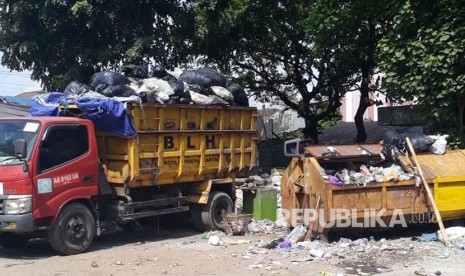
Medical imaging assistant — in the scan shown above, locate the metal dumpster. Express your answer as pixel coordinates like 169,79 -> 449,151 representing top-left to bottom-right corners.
281,144 -> 465,241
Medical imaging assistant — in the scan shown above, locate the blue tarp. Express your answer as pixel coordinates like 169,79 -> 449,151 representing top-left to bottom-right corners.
29,93 -> 137,138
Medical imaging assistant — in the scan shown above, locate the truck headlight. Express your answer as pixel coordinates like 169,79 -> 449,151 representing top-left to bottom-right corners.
3,197 -> 32,215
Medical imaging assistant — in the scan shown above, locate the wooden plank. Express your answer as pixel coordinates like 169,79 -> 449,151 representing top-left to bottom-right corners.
399,150 -> 465,181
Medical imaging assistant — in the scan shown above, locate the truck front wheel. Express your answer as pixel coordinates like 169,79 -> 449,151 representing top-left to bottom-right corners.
48,202 -> 96,255
200,191 -> 233,231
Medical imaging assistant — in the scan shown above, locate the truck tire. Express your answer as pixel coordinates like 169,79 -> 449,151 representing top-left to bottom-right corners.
190,204 -> 205,231
0,233 -> 29,249
200,191 -> 233,231
48,202 -> 96,255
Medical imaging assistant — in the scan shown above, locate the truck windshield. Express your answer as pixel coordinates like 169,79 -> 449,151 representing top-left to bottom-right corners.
0,120 -> 40,165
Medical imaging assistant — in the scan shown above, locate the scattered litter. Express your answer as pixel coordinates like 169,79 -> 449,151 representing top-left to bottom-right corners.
247,219 -> 275,234
438,226 -> 465,242
414,267 -> 427,276
181,240 -> 197,245
278,239 -> 292,249
208,235 -> 224,246
115,260 -> 124,266
285,225 -> 307,243
223,238 -> 251,245
309,249 -> 325,258
91,261 -> 99,268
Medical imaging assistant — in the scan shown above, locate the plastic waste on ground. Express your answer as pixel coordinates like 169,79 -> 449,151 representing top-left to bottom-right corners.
438,226 -> 465,242
285,225 -> 307,244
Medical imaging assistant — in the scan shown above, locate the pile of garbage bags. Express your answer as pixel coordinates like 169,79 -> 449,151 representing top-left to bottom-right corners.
63,64 -> 249,107
382,128 -> 448,160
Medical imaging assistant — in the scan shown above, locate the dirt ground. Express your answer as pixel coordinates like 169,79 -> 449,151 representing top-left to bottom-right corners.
1,223 -> 465,276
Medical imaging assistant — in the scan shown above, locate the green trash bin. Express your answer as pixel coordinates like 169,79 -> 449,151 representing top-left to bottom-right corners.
242,188 -> 277,221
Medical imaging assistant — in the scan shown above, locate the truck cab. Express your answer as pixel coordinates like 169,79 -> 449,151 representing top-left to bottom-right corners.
0,117 -> 99,253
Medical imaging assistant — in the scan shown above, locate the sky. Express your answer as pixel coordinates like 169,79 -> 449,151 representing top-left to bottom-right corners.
0,52 -> 42,96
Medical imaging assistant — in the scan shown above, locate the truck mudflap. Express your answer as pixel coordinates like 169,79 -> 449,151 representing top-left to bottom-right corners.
0,213 -> 34,233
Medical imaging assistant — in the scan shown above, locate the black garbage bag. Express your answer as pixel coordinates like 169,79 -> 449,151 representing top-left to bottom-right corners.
383,130 -> 402,148
179,70 -> 212,87
168,80 -> 184,96
63,81 -> 92,97
179,97 -> 192,104
226,83 -> 249,106
400,133 -> 435,152
90,71 -> 131,88
161,73 -> 177,82
381,144 -> 401,162
99,85 -> 137,97
150,64 -> 168,78
178,91 -> 192,104
185,83 -> 204,93
166,96 -> 180,104
138,92 -> 161,104
123,64 -> 149,78
94,83 -> 109,93
196,67 -> 228,87
138,92 -> 148,103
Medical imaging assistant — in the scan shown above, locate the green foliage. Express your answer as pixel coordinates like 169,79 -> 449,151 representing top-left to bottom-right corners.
378,0 -> 465,136
278,129 -> 302,140
319,113 -> 342,131
447,135 -> 463,149
0,0 -> 191,90
190,0 -> 356,142
306,0 -> 396,142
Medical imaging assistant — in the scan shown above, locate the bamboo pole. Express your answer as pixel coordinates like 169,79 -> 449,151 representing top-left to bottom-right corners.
405,137 -> 450,246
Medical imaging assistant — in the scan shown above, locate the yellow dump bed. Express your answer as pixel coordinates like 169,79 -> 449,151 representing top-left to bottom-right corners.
98,103 -> 258,188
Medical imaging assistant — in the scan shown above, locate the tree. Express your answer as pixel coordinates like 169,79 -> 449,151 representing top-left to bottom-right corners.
379,0 -> 465,138
190,0 -> 355,143
0,0 -> 191,90
306,0 -> 395,142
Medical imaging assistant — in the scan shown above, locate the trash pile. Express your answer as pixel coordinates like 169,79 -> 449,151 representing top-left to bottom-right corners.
422,226 -> 465,250
382,128 -> 449,159
62,65 -> 249,106
241,228 -> 464,275
327,164 -> 414,187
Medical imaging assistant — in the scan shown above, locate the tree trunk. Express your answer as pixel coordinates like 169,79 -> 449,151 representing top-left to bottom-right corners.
354,70 -> 370,143
354,92 -> 369,143
302,114 -> 319,144
354,22 -> 376,144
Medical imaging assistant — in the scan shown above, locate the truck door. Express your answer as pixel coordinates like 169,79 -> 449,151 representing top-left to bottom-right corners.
33,124 -> 98,219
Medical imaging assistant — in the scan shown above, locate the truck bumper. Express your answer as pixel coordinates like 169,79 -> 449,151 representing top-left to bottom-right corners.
0,213 -> 34,233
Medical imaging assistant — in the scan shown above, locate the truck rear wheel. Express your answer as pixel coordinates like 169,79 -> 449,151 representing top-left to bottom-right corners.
0,233 -> 29,249
200,191 -> 233,231
48,202 -> 96,255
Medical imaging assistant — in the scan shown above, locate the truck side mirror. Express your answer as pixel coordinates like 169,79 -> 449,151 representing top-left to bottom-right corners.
14,139 -> 27,160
